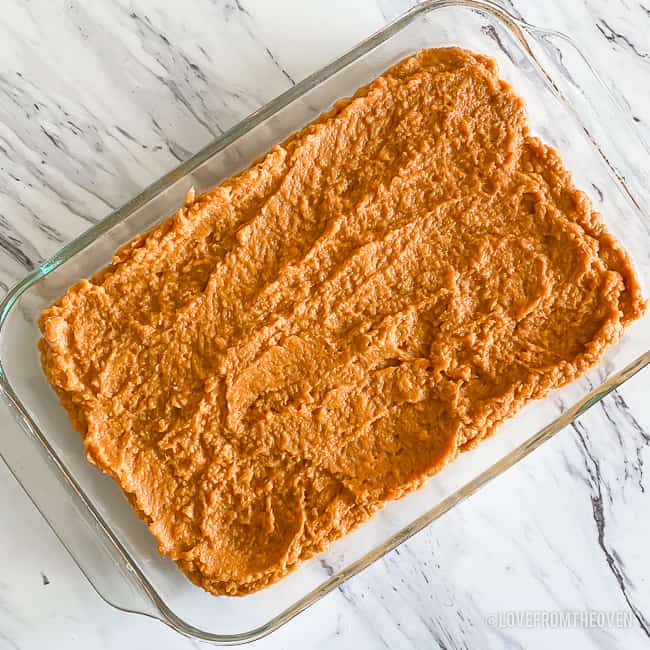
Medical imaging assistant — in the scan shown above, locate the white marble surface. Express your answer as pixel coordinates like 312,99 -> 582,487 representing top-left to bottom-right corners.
0,0 -> 649,648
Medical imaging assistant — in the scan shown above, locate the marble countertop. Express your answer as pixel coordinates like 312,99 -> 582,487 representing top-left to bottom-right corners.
0,1 -> 649,648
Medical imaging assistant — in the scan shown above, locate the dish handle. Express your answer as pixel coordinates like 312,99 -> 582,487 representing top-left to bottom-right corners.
0,398 -> 163,622
519,19 -> 650,210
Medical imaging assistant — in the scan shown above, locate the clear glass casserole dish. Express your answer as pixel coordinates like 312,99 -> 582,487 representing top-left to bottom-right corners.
0,0 -> 648,644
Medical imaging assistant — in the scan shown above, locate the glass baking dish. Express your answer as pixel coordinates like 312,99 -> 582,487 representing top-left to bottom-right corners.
0,0 -> 648,644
